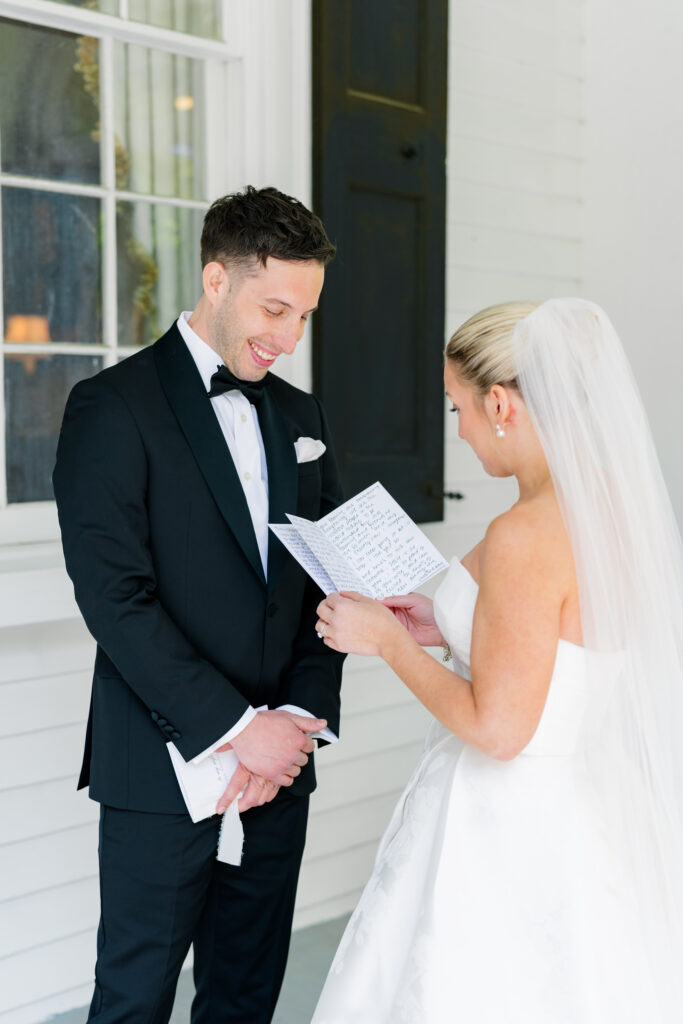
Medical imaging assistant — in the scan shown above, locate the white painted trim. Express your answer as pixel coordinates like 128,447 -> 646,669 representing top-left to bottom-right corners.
100,34 -> 117,357
0,0 -> 239,60
290,0 -> 313,208
0,343 -> 107,356
0,566 -> 79,627
0,175 -> 209,208
0,505 -> 62,547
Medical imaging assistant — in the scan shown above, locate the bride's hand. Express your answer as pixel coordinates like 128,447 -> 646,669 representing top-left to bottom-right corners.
379,593 -> 445,647
316,592 -> 405,657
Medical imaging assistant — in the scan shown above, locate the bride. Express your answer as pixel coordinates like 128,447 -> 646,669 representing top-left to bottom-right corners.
311,298 -> 683,1023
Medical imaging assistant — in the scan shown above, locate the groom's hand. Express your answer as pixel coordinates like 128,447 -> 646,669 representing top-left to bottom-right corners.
228,708 -> 325,782
216,764 -> 281,815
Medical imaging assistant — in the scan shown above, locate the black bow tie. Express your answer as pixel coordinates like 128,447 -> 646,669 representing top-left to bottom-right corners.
208,365 -> 270,406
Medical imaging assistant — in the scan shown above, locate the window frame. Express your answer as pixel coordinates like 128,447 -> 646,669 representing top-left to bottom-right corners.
0,0 -> 246,545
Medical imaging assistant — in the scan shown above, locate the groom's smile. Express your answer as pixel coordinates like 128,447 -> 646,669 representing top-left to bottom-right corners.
247,338 -> 278,367
203,255 -> 325,381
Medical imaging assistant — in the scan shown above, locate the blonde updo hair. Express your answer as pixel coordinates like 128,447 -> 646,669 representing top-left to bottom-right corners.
445,301 -> 539,395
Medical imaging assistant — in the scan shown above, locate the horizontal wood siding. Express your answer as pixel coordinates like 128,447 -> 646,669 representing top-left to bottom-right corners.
0,619 -> 97,1020
0,0 -> 584,1018
444,0 -> 584,529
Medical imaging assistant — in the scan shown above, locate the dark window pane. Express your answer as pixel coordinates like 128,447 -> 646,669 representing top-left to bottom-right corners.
114,42 -> 206,199
0,19 -> 100,184
2,187 -> 102,346
117,200 -> 202,346
5,353 -> 102,503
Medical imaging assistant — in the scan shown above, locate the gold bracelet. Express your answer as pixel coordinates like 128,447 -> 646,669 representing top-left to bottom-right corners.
442,644 -> 452,663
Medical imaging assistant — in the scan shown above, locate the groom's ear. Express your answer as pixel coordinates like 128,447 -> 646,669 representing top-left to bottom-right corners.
202,261 -> 229,306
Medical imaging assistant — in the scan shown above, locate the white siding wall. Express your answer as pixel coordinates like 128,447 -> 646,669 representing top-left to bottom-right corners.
581,0 -> 683,523
300,0 -> 586,938
0,614 -> 98,1022
443,0 -> 584,546
16,0 -> 682,1018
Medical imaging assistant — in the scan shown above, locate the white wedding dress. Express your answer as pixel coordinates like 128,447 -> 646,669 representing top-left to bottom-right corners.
312,558 -> 659,1023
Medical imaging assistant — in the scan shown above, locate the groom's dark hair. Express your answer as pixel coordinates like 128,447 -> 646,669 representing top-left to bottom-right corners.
201,185 -> 336,270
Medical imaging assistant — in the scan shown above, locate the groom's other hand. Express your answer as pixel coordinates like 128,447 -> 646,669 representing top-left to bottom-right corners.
215,764 -> 281,815
227,708 -> 325,781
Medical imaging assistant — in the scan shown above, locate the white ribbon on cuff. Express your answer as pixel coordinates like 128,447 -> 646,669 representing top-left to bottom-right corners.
167,704 -> 333,867
167,703 -> 269,866
217,797 -> 245,864
167,741 -> 246,865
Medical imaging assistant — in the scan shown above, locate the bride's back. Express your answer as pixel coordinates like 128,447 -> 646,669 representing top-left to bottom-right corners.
481,491 -> 582,649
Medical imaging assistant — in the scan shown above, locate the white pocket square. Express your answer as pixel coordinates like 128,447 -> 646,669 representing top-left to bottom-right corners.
294,436 -> 326,463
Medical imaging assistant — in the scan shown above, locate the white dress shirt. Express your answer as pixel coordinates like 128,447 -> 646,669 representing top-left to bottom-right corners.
176,313 -> 337,760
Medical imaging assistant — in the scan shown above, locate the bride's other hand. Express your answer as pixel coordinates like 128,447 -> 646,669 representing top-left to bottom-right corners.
379,593 -> 445,647
316,592 -> 405,657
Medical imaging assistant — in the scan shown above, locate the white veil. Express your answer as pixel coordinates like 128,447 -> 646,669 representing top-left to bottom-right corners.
511,298 -> 683,1006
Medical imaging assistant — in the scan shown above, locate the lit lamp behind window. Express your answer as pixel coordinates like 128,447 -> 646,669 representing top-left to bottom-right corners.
5,314 -> 51,374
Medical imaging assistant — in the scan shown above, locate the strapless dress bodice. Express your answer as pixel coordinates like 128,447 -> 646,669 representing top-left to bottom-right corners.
433,558 -> 616,757
313,556 -> 653,1024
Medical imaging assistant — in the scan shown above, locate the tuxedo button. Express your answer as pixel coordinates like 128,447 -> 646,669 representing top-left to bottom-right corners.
171,730 -> 181,740
267,602 -> 278,617
151,711 -> 159,722
157,717 -> 168,727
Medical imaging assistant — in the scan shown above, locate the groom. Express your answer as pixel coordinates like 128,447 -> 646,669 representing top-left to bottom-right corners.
53,186 -> 345,1023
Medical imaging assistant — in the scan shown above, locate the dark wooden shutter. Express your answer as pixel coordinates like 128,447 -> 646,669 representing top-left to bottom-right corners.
312,0 -> 448,522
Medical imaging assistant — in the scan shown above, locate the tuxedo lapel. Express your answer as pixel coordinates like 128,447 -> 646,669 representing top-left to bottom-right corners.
258,388 -> 298,591
153,327 -> 266,585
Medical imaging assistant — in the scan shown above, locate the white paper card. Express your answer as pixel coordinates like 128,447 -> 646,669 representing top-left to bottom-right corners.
268,523 -> 338,595
167,741 -> 240,824
269,482 -> 448,598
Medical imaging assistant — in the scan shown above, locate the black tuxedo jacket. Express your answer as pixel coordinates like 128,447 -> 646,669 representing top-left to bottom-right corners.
53,323 -> 345,813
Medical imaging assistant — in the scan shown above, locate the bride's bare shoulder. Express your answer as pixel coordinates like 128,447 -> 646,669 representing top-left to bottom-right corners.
460,540 -> 484,581
481,498 -> 572,580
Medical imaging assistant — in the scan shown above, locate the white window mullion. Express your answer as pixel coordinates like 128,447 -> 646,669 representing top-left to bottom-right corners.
100,33 -> 118,366
0,175 -> 209,209
0,174 -> 105,199
0,0 -> 235,61
114,190 -> 207,210
0,342 -> 106,357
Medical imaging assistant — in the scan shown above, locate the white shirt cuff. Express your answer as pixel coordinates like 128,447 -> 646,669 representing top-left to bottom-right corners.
277,703 -> 338,744
190,706 -> 258,764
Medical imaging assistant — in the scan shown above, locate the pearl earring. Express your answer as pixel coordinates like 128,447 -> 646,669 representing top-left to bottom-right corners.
496,424 -> 506,438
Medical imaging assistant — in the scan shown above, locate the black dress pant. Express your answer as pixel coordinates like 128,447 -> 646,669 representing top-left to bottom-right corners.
87,792 -> 309,1024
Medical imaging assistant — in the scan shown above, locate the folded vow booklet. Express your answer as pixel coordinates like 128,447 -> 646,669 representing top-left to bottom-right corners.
269,481 -> 448,597
167,741 -> 245,865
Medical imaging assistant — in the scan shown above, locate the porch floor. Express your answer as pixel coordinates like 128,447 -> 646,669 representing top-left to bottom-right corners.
48,914 -> 349,1024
